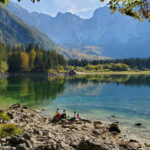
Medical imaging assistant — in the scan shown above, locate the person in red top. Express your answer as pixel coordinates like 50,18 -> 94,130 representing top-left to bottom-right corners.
61,109 -> 66,119
77,113 -> 80,119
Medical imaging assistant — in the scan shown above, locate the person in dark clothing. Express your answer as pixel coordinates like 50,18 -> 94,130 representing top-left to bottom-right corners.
61,109 -> 66,119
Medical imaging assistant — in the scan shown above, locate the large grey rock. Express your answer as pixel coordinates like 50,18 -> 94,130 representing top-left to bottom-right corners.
109,123 -> 121,134
9,103 -> 20,109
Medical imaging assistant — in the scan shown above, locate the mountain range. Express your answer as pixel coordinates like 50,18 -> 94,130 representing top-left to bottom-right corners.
0,4 -> 56,50
0,3 -> 107,60
7,2 -> 150,58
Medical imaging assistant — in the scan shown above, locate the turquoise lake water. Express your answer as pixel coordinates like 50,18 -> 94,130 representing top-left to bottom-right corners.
0,74 -> 150,141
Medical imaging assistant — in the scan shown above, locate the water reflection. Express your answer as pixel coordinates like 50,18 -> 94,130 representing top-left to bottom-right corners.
69,74 -> 150,87
0,74 -> 150,108
0,76 -> 66,108
1,74 -> 150,140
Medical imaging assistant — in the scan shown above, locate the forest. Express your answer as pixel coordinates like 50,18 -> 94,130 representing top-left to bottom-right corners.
68,58 -> 150,71
0,42 -> 66,73
1,41 -> 150,74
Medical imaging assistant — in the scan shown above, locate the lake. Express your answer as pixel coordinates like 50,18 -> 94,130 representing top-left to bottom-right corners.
0,74 -> 150,141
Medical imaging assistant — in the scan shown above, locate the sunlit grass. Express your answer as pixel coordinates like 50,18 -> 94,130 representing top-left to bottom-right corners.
76,70 -> 150,75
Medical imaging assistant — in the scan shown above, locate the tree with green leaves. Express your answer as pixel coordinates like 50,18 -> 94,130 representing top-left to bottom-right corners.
29,49 -> 36,70
101,0 -> 150,21
0,0 -> 39,5
0,42 -> 8,73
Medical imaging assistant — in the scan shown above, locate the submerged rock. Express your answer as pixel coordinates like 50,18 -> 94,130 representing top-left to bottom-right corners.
111,115 -> 116,118
135,123 -> 142,127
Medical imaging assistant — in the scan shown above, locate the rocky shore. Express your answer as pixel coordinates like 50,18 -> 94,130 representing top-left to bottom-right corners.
0,104 -> 150,150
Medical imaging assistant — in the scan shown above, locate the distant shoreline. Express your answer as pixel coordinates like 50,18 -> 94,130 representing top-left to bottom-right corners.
75,71 -> 150,75
1,71 -> 150,79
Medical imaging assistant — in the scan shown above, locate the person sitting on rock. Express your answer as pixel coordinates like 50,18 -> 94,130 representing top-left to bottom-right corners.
69,111 -> 77,121
73,111 -> 77,119
53,108 -> 61,118
56,108 -> 60,114
61,109 -> 66,119
77,113 -> 80,119
52,108 -> 62,122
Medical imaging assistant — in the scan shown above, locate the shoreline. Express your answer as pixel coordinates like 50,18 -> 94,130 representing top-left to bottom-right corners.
0,104 -> 149,150
1,70 -> 150,79
75,71 -> 150,75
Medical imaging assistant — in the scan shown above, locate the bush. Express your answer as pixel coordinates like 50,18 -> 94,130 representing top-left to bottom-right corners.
0,61 -> 8,73
85,65 -> 95,71
94,64 -> 103,71
76,67 -> 85,72
0,111 -> 10,121
0,123 -> 24,138
48,69 -> 57,74
67,66 -> 74,71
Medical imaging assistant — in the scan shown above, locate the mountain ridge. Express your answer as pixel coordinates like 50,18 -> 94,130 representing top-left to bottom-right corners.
0,4 -> 56,50
0,4 -> 107,60
7,2 -> 150,58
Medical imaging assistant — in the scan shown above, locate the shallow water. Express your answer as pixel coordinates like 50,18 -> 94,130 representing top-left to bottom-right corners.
0,74 -> 150,141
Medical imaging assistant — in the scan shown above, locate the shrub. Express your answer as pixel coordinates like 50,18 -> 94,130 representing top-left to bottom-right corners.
48,69 -> 57,74
0,111 -> 10,121
0,123 -> 24,138
76,67 -> 84,72
85,65 -> 95,70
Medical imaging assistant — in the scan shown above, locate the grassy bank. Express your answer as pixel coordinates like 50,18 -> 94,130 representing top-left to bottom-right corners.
75,70 -> 150,75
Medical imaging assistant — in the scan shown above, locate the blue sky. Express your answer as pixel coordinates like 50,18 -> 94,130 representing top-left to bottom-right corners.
11,0 -> 107,18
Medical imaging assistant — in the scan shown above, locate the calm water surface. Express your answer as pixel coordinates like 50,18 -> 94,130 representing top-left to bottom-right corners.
0,74 -> 150,141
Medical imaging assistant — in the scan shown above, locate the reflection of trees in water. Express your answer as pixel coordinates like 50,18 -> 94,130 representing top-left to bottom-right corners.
67,75 -> 130,85
0,76 -> 66,107
68,75 -> 150,87
64,82 -> 103,96
1,74 -> 150,108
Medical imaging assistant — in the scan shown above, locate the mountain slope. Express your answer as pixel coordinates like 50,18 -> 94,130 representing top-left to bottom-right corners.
0,4 -> 55,50
7,2 -> 150,58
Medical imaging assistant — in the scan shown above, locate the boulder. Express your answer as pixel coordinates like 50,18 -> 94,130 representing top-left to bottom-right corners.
1,146 -> 12,150
92,129 -> 101,136
16,143 -> 27,150
6,135 -> 31,148
93,121 -> 102,129
9,103 -> 20,109
22,106 -> 29,109
23,134 -> 31,141
109,123 -> 121,134
80,118 -> 92,123
76,139 -> 104,150
7,112 -> 13,119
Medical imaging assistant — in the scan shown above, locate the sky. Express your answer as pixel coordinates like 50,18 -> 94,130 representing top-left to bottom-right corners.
11,0 -> 107,18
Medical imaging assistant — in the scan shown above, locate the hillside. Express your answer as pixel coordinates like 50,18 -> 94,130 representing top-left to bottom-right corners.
0,4 -> 108,60
0,4 -> 55,50
7,2 -> 150,58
